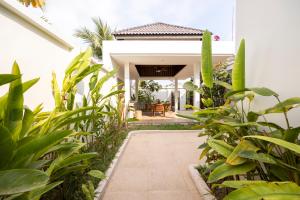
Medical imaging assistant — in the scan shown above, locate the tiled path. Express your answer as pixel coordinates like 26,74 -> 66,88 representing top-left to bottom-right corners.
129,111 -> 195,125
101,130 -> 204,200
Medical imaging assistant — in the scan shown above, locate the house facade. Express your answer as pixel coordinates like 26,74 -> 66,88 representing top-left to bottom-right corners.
102,22 -> 234,112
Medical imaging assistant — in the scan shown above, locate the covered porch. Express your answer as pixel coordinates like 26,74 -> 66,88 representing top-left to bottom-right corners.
102,40 -> 234,119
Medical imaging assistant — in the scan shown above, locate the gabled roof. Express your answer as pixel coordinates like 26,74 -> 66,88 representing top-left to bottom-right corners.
113,22 -> 204,36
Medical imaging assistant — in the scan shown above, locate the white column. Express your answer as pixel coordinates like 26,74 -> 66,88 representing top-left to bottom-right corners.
174,78 -> 179,112
193,63 -> 201,108
180,89 -> 186,111
135,79 -> 139,101
124,63 -> 130,114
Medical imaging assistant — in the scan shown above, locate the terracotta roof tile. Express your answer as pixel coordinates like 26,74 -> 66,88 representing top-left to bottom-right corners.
113,22 -> 204,36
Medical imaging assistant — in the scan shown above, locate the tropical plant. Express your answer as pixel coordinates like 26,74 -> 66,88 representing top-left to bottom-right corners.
0,62 -> 100,200
44,49 -> 125,200
138,80 -> 162,105
180,38 -> 300,199
74,18 -> 114,60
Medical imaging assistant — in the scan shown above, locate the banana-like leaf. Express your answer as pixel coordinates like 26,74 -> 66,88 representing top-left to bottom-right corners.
101,90 -> 125,102
20,107 -> 34,138
250,87 -> 278,97
92,69 -> 116,95
232,39 -> 245,91
88,170 -> 106,179
26,181 -> 63,200
51,72 -> 62,111
208,162 -> 256,183
238,151 -> 277,164
262,97 -> 300,114
4,62 -> 24,141
0,74 -> 20,86
0,169 -> 49,195
284,127 -> 300,142
0,78 -> 39,122
201,30 -> 213,88
12,130 -> 73,166
82,184 -> 93,200
207,139 -> 234,158
214,80 -> 232,90
226,140 -> 260,165
183,81 -> 199,91
244,135 -> 300,154
50,152 -> 97,174
217,180 -> 266,189
65,48 -> 92,75
51,164 -> 88,180
0,125 -> 15,169
199,146 -> 210,160
257,121 -> 285,131
224,182 -> 300,200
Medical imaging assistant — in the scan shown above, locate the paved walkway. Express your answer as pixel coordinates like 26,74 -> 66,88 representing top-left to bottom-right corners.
129,111 -> 195,125
101,130 -> 204,200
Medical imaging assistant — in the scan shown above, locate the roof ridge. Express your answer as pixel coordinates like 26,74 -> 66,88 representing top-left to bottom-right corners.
113,22 -> 162,35
154,22 -> 205,32
113,22 -> 205,35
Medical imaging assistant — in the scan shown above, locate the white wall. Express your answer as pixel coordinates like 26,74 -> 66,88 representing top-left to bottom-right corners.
235,0 -> 300,127
0,1 -> 77,111
153,88 -> 186,111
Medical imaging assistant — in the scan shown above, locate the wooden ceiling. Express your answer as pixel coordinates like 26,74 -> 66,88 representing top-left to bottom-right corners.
135,65 -> 185,77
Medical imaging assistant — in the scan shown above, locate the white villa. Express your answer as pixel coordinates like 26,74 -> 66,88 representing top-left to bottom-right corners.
1,0 -> 300,124
103,22 -> 234,113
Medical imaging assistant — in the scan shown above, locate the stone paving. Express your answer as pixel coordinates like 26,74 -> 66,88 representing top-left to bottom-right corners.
101,130 -> 205,200
129,111 -> 195,125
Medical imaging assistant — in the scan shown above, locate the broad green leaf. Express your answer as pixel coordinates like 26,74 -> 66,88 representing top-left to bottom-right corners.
51,164 -> 88,180
51,72 -> 62,111
208,162 -> 256,183
247,111 -> 259,122
0,74 -> 20,86
0,125 -> 15,168
65,48 -> 92,74
0,77 -> 39,129
238,151 -> 277,164
249,87 -> 278,97
0,169 -> 49,195
13,130 -> 73,166
4,62 -> 24,141
214,80 -> 232,90
284,127 -> 300,142
226,140 -> 259,165
232,39 -> 245,91
51,152 -> 97,174
26,181 -> 63,200
199,146 -> 210,160
257,121 -> 284,131
244,135 -> 300,154
263,97 -> 300,114
207,139 -> 234,158
101,90 -> 125,101
82,183 -> 93,200
218,180 -> 266,189
92,69 -> 116,95
224,182 -> 300,200
19,107 -> 34,138
183,81 -> 199,91
201,30 -> 213,88
88,170 -> 106,179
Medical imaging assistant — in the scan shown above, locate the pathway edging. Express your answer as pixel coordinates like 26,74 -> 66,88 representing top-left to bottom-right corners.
188,164 -> 216,200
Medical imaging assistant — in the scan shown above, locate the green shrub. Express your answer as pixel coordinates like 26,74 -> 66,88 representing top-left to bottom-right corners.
181,38 -> 300,199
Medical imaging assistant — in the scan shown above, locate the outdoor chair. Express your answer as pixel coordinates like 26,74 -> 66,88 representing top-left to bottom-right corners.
151,103 -> 165,116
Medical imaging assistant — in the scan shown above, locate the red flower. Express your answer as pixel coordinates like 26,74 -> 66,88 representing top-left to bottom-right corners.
214,35 -> 220,41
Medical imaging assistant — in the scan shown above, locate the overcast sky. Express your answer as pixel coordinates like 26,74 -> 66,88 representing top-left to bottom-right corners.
30,0 -> 235,46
